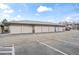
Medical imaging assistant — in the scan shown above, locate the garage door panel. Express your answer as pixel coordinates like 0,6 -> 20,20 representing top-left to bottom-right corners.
22,25 -> 32,33
58,27 -> 63,31
48,27 -> 55,32
9,25 -> 21,33
35,26 -> 42,33
9,25 -> 32,34
42,26 -> 48,32
56,27 -> 59,32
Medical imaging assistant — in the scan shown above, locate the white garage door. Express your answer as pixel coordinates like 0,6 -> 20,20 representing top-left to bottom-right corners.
48,26 -> 55,32
62,27 -> 65,31
9,24 -> 22,34
22,25 -> 32,33
41,26 -> 49,32
35,26 -> 42,33
56,27 -> 59,32
59,27 -> 63,31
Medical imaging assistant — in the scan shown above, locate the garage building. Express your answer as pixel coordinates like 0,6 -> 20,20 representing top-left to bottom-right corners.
3,20 -> 65,34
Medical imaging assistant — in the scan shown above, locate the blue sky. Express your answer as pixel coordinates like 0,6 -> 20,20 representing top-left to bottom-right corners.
0,3 -> 79,23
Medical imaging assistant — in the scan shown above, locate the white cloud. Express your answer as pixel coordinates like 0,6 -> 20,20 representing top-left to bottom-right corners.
64,16 -> 72,22
3,9 -> 14,14
66,17 -> 72,20
37,6 -> 52,13
0,3 -> 10,10
0,3 -> 14,14
0,14 -> 10,22
3,14 -> 10,18
16,15 -> 21,18
0,3 -> 15,22
0,15 -> 24,21
61,14 -> 79,23
14,15 -> 25,21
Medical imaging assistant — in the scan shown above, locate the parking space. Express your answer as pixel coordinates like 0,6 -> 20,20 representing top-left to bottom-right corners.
0,30 -> 79,55
15,41 -> 63,55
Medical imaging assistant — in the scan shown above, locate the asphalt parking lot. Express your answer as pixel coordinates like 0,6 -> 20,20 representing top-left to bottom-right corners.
0,30 -> 79,55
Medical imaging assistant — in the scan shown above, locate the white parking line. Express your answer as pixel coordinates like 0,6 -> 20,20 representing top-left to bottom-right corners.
12,44 -> 15,55
36,39 -> 68,55
0,44 -> 15,55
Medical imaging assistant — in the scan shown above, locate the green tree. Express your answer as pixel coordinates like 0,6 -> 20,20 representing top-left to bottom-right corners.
1,19 -> 9,33
2,19 -> 8,25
